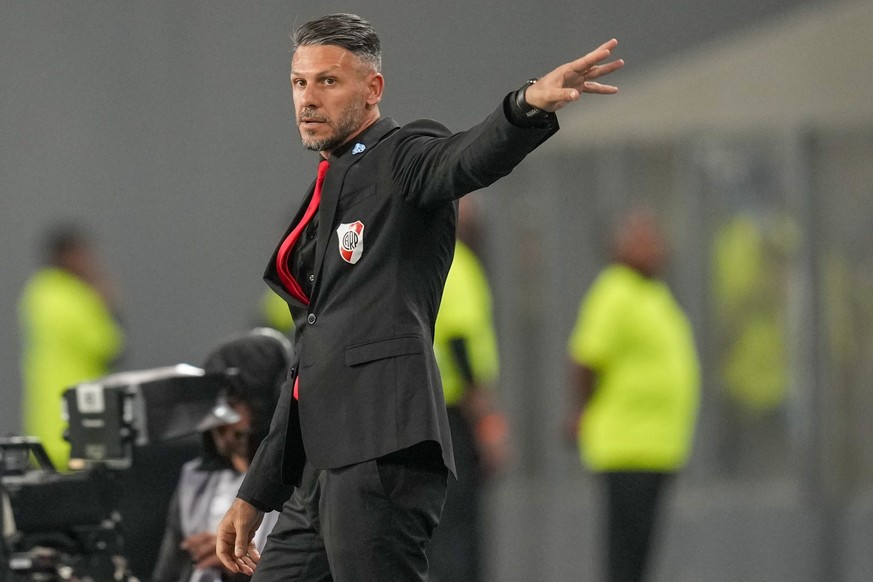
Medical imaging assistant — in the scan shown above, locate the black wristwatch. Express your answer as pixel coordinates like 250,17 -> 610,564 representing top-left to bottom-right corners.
515,78 -> 543,118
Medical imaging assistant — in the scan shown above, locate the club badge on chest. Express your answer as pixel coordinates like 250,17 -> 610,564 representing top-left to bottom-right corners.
336,221 -> 365,264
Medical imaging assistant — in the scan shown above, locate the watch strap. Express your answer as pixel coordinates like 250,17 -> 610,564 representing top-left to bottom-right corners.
516,78 -> 543,118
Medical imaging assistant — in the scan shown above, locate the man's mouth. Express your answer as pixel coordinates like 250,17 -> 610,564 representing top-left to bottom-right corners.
299,114 -> 327,127
301,121 -> 327,135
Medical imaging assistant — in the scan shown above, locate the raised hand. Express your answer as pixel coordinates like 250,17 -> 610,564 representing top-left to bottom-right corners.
525,39 -> 624,113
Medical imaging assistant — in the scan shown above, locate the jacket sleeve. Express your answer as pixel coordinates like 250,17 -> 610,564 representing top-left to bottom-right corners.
390,94 -> 558,209
237,377 -> 299,511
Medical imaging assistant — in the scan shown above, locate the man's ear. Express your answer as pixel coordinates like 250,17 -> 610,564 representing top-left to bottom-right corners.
367,73 -> 384,106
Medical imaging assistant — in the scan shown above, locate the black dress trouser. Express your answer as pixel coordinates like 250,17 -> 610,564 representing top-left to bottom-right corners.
604,471 -> 672,582
252,441 -> 448,582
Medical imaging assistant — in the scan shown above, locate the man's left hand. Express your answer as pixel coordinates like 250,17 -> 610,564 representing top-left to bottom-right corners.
525,38 -> 624,113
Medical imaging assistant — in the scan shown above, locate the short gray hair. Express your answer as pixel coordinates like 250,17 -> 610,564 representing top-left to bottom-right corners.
293,13 -> 382,73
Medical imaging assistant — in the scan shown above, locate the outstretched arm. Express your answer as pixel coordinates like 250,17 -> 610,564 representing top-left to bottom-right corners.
525,38 -> 624,112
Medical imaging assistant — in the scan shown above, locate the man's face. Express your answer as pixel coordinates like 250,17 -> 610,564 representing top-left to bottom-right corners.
212,403 -> 252,460
291,44 -> 382,153
615,212 -> 667,277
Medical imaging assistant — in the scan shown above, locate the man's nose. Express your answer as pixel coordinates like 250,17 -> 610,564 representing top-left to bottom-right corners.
296,85 -> 319,109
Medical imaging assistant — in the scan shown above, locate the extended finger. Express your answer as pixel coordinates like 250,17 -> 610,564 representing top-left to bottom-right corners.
581,81 -> 619,94
567,39 -> 619,75
582,59 -> 624,82
593,38 -> 619,53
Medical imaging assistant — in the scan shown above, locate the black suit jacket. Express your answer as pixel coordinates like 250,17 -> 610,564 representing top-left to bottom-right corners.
238,97 -> 557,511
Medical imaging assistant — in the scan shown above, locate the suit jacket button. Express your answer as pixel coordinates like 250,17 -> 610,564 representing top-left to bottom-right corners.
307,313 -> 317,325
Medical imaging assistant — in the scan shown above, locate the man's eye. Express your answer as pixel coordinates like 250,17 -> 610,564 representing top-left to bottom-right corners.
323,78 -> 336,85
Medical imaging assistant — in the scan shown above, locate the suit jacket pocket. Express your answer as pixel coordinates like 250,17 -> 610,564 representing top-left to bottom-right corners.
345,335 -> 423,367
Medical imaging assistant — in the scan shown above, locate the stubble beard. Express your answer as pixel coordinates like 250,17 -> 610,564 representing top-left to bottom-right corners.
299,99 -> 366,153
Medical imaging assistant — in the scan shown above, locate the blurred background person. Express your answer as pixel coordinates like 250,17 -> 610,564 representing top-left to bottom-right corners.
429,196 -> 510,582
711,210 -> 794,474
152,328 -> 290,582
565,208 -> 700,582
17,223 -> 125,470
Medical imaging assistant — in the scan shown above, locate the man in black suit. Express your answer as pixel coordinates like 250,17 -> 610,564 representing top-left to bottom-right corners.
216,13 -> 623,581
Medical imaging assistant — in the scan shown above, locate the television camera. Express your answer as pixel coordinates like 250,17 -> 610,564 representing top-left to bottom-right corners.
1,365 -> 236,581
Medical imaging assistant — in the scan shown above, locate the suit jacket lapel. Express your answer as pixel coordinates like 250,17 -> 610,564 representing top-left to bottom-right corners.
263,178 -> 317,308
311,118 -> 400,300
313,154 -> 348,279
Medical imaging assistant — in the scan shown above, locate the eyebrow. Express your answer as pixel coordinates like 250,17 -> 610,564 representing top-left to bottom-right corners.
293,66 -> 339,75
